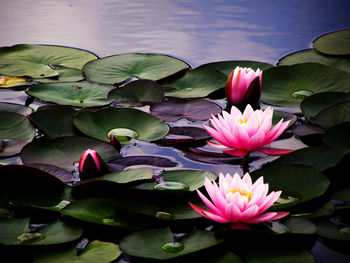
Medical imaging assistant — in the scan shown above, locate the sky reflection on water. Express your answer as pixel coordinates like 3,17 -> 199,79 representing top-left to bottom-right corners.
1,0 -> 350,66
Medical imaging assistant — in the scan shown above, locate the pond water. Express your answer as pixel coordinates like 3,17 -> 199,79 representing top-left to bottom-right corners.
1,0 -> 350,262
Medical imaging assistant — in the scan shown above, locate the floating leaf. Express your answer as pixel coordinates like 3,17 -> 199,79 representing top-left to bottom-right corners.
33,240 -> 121,263
163,68 -> 227,98
313,29 -> 350,56
27,82 -> 114,107
0,102 -> 33,115
34,68 -> 84,83
0,75 -> 32,88
323,122 -> 350,149
251,164 -> 330,209
83,53 -> 189,84
0,139 -> 28,157
27,163 -> 74,183
150,97 -> 221,121
261,63 -> 350,109
317,220 -> 350,241
282,217 -> 317,235
196,60 -> 274,76
108,79 -> 164,106
245,247 -> 314,263
278,49 -> 350,73
119,227 -> 223,260
20,136 -> 119,172
272,110 -> 297,128
0,218 -> 29,245
155,126 -> 210,146
0,44 -> 97,78
332,187 -> 350,203
29,106 -> 78,139
73,108 -> 169,143
0,112 -> 35,141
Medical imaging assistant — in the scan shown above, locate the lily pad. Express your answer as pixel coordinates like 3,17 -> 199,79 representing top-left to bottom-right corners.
0,165 -> 67,207
301,92 -> 350,121
245,247 -> 314,263
0,102 -> 33,115
29,106 -> 78,139
0,75 -> 33,88
278,49 -> 350,73
26,82 -> 114,107
0,139 -> 29,157
196,60 -> 274,76
0,112 -> 35,141
272,110 -> 297,128
0,44 -> 97,78
323,122 -> 350,149
62,198 -> 150,230
108,79 -> 164,106
119,227 -> 223,260
27,163 -> 74,183
317,220 -> 350,241
155,126 -> 211,146
269,146 -> 349,171
163,68 -> 227,98
0,217 -> 29,245
251,164 -> 330,209
34,68 -> 84,83
33,240 -> 121,263
150,97 -> 222,121
313,29 -> 350,56
73,108 -> 169,143
282,217 -> 317,235
331,187 -> 350,203
261,63 -> 350,109
20,136 -> 119,172
106,156 -> 177,172
83,53 -> 190,84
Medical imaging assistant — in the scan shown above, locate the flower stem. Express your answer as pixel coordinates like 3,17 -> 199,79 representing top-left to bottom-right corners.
242,153 -> 250,174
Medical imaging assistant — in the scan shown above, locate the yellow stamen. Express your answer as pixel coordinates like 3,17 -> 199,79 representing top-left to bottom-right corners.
229,188 -> 252,201
257,120 -> 260,127
237,117 -> 248,124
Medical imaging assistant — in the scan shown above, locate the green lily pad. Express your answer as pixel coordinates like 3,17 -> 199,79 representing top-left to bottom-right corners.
119,227 -> 223,260
0,44 -> 97,78
282,217 -> 317,235
278,49 -> 350,73
0,165 -> 68,207
73,108 -> 169,143
108,79 -> 164,106
0,75 -> 33,88
301,92 -> 350,121
33,240 -> 121,263
245,247 -> 314,263
269,146 -> 349,171
332,187 -> 350,203
311,100 -> 350,129
20,136 -> 119,172
27,82 -> 114,107
34,68 -> 85,83
0,217 -> 29,245
317,220 -> 350,241
251,164 -> 330,209
29,106 -> 78,139
88,168 -> 153,184
261,63 -> 350,109
196,60 -> 274,76
272,110 -> 297,128
150,97 -> 222,121
83,53 -> 189,84
62,198 -> 150,230
323,122 -> 350,149
313,29 -> 350,56
0,102 -> 33,115
163,68 -> 227,98
0,112 -> 35,141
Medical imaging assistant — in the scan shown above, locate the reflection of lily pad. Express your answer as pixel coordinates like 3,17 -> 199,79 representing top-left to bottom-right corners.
251,164 -> 330,209
108,79 -> 164,106
73,108 -> 169,142
27,82 -> 114,107
0,44 -> 97,78
20,136 -> 119,172
163,68 -> 227,98
0,112 -> 35,141
33,240 -> 121,263
150,97 -> 221,121
196,60 -> 274,76
261,63 -> 350,108
83,53 -> 190,84
313,29 -> 350,56
278,49 -> 350,73
119,227 -> 223,260
29,106 -> 78,139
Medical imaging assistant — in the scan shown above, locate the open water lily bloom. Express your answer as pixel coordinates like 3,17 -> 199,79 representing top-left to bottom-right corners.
204,104 -> 293,156
189,173 -> 289,225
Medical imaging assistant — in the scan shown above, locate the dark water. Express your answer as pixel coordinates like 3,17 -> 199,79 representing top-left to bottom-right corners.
1,0 -> 350,262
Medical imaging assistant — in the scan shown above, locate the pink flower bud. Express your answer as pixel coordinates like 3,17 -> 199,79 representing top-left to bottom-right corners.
79,149 -> 103,179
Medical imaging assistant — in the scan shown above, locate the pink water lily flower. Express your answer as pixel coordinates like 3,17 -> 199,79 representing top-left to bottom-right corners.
226,66 -> 262,105
204,104 -> 293,156
189,172 -> 289,225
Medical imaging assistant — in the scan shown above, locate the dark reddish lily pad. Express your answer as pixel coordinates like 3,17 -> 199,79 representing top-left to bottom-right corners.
155,126 -> 211,146
0,102 -> 33,115
106,156 -> 177,172
27,163 -> 75,183
0,139 -> 28,157
150,98 -> 221,121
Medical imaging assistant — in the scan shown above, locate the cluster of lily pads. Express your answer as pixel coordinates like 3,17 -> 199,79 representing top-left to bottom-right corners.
1,29 -> 350,262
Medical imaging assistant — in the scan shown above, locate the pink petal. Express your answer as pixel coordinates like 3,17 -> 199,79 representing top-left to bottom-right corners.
242,173 -> 252,188
246,211 -> 289,224
206,140 -> 230,149
225,202 -> 242,222
240,204 -> 259,220
202,210 -> 230,223
196,190 -> 223,216
224,149 -> 249,157
257,191 -> 281,214
257,147 -> 294,156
